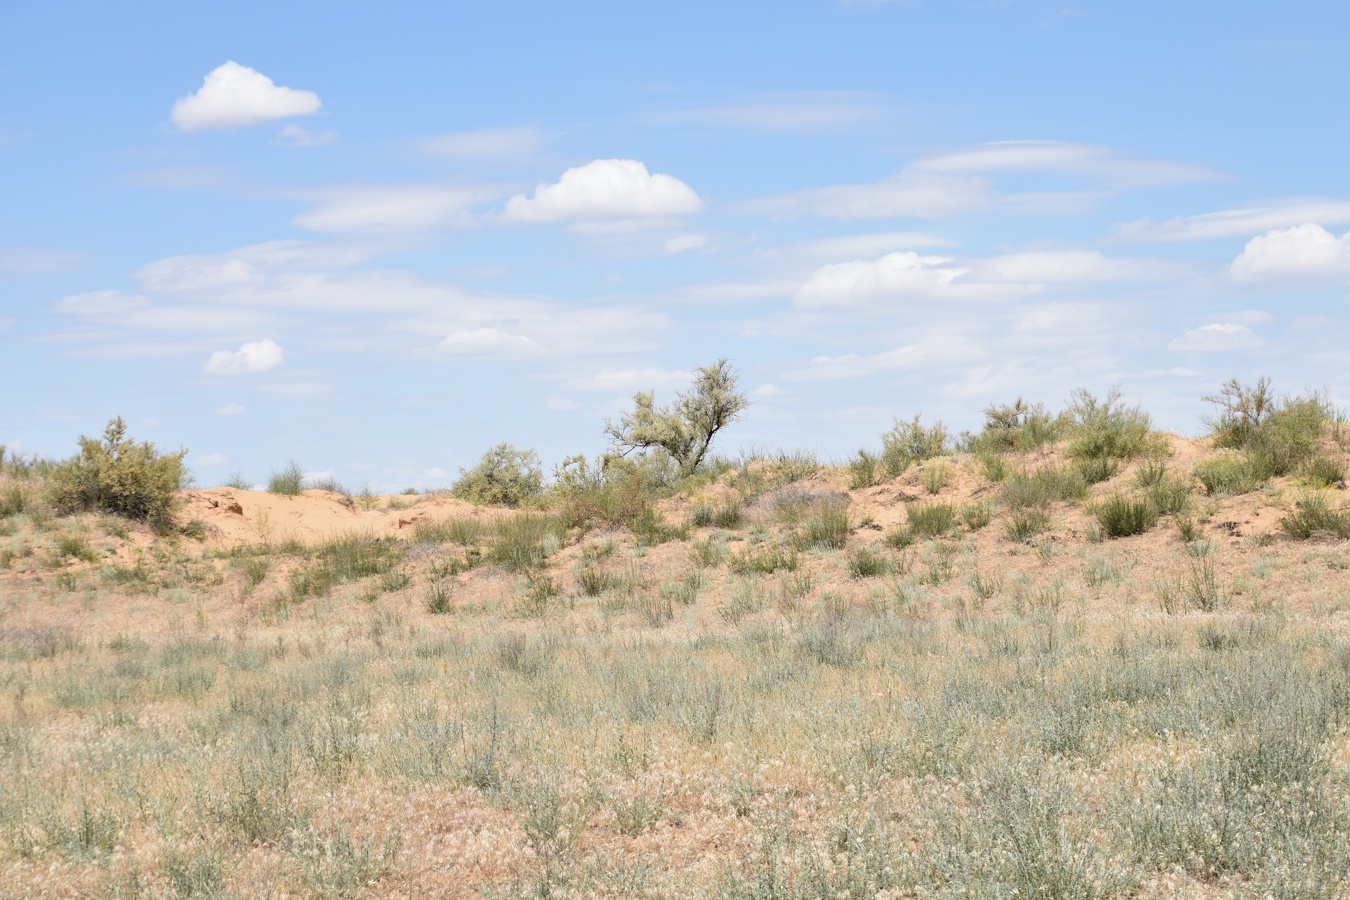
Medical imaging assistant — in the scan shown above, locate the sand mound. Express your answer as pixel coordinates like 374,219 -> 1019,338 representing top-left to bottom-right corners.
181,488 -> 488,547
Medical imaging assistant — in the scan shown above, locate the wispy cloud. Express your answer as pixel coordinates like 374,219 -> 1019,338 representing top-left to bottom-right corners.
1115,199 -> 1350,242
421,126 -> 541,161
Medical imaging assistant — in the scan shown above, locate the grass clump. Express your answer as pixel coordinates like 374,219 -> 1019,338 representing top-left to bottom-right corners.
486,514 -> 560,572
795,499 -> 850,550
847,546 -> 893,578
1006,509 -> 1050,543
1194,453 -> 1266,496
290,533 -> 405,600
848,450 -> 881,489
1092,493 -> 1160,538
1280,491 -> 1350,540
452,443 -> 543,507
1000,465 -> 1089,510
48,417 -> 187,531
728,545 -> 799,575
906,501 -> 956,537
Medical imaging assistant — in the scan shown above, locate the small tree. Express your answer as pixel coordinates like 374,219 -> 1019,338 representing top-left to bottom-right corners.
604,358 -> 750,478
452,443 -> 543,507
49,417 -> 188,530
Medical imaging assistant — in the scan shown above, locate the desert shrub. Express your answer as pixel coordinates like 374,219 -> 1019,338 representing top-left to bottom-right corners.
728,545 -> 798,575
452,443 -> 542,507
796,499 -> 850,550
222,472 -> 253,490
1194,453 -> 1265,496
1000,465 -> 1088,509
48,417 -> 187,530
1247,396 -> 1331,476
267,461 -> 305,496
1204,377 -> 1276,448
411,517 -> 483,546
848,450 -> 881,489
847,546 -> 892,578
1005,509 -> 1050,543
961,501 -> 993,530
1063,387 -> 1162,463
906,501 -> 956,537
967,397 -> 1064,453
291,533 -> 405,600
880,415 -> 949,478
487,514 -> 559,572
550,454 -> 662,533
1144,477 -> 1194,516
576,566 -> 614,597
0,483 -> 33,518
1301,454 -> 1346,487
921,462 -> 952,494
1280,491 -> 1350,540
604,357 -> 749,477
1092,494 -> 1160,538
1071,455 -> 1118,485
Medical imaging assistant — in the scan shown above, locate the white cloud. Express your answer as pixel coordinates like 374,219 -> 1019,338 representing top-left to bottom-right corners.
1115,200 -> 1350,242
753,383 -> 781,397
1168,323 -> 1265,352
171,61 -> 321,131
55,289 -> 266,332
784,331 -> 987,381
194,452 -> 228,466
504,159 -> 702,223
292,184 -> 490,233
204,339 -> 284,374
748,141 -> 1212,221
793,252 -> 1032,310
215,403 -> 245,415
0,245 -> 84,274
915,140 -> 1215,187
790,232 -> 953,258
665,233 -> 706,254
1230,223 -> 1350,283
276,123 -> 336,148
1141,367 -> 1203,378
438,327 -> 542,358
545,396 -> 581,411
566,366 -> 692,392
968,250 -> 1158,284
422,126 -> 540,160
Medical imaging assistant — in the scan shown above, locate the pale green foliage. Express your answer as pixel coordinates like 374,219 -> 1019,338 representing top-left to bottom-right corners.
1204,377 -> 1275,448
968,397 -> 1064,453
880,415 -> 950,478
604,358 -> 750,477
49,417 -> 187,530
1064,386 -> 1163,463
452,443 -> 543,507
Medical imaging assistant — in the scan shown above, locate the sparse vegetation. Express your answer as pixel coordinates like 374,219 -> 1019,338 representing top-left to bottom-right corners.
3,379 -> 1350,896
267,460 -> 306,496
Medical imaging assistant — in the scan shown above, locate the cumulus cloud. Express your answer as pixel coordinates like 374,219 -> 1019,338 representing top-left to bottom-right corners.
276,123 -> 336,147
1168,323 -> 1264,352
171,61 -> 321,131
1230,223 -> 1350,283
504,159 -> 702,223
422,126 -> 541,160
204,339 -> 284,374
793,252 -> 1033,310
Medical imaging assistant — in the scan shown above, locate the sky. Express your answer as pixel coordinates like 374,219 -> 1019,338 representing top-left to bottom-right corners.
3,0 -> 1349,490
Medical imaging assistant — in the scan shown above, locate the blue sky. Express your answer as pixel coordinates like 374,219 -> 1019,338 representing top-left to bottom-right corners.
3,0 -> 1349,490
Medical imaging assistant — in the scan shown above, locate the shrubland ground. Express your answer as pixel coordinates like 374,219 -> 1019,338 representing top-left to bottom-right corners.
2,384 -> 1350,898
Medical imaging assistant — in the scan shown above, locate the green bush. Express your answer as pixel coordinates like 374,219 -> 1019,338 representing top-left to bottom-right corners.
48,418 -> 187,530
1092,494 -> 1160,538
848,450 -> 881,489
846,546 -> 892,578
1194,453 -> 1265,496
452,443 -> 543,507
1301,454 -> 1346,488
267,461 -> 305,496
1005,509 -> 1050,543
880,415 -> 949,478
796,499 -> 850,550
550,454 -> 661,533
1280,492 -> 1350,540
906,501 -> 956,537
1000,465 -> 1088,509
967,398 -> 1064,453
1063,387 -> 1162,463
